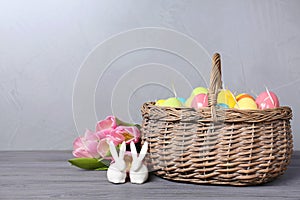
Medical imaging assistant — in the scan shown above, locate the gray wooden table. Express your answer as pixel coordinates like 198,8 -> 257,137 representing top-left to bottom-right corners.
0,151 -> 299,200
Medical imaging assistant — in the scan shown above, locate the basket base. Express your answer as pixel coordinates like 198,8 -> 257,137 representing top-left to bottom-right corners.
152,171 -> 280,186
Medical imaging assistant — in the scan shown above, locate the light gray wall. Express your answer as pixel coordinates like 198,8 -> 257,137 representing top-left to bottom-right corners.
1,0 -> 299,150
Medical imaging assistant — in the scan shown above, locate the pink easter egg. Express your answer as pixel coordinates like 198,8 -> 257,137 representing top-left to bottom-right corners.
255,91 -> 279,109
191,94 -> 208,109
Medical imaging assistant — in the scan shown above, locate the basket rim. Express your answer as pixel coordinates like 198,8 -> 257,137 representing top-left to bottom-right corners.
142,102 -> 292,123
143,101 -> 292,111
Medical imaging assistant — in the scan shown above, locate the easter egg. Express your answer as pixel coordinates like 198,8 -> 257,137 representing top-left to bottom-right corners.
217,89 -> 236,108
191,94 -> 208,109
185,87 -> 208,107
155,99 -> 166,106
217,103 -> 229,109
184,96 -> 194,107
234,97 -> 257,110
255,91 -> 279,109
192,87 -> 208,96
161,97 -> 183,107
177,97 -> 186,104
236,93 -> 255,102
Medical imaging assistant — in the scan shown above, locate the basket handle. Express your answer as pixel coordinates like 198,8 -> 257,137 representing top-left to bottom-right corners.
208,53 -> 222,107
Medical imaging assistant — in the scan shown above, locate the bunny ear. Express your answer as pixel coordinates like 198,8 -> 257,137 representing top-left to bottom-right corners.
118,141 -> 126,159
138,141 -> 148,161
109,141 -> 119,160
130,141 -> 138,160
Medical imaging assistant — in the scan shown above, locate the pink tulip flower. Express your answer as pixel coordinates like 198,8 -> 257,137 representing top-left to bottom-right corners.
72,129 -> 101,158
72,116 -> 141,160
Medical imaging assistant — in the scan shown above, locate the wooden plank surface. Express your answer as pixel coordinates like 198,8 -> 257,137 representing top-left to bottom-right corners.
0,151 -> 299,200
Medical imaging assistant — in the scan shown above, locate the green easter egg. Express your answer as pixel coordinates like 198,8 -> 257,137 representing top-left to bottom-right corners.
184,96 -> 194,107
161,97 -> 183,107
192,87 -> 208,96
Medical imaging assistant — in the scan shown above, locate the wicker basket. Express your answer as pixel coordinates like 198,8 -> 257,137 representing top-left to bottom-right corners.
141,53 -> 293,186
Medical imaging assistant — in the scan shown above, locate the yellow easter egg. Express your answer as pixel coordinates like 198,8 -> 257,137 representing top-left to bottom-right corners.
217,89 -> 236,108
236,93 -> 255,102
234,97 -> 257,110
155,99 -> 165,106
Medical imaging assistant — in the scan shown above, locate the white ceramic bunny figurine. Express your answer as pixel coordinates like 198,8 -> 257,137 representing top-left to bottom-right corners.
107,141 -> 127,184
129,141 -> 149,184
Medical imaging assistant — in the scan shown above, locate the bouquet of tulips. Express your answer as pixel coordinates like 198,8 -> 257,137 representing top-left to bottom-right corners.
68,116 -> 141,170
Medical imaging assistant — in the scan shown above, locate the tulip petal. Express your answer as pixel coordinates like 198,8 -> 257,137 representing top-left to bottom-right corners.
73,137 -> 84,149
106,131 -> 125,145
97,139 -> 110,158
84,129 -> 99,141
72,148 -> 93,158
115,126 -> 141,144
85,140 -> 100,158
96,116 -> 117,131
95,129 -> 112,139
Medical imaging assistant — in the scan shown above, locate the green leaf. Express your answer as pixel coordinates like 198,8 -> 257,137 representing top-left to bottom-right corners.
134,124 -> 141,130
116,117 -> 133,126
68,158 -> 110,170
95,166 -> 109,171
116,117 -> 141,133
